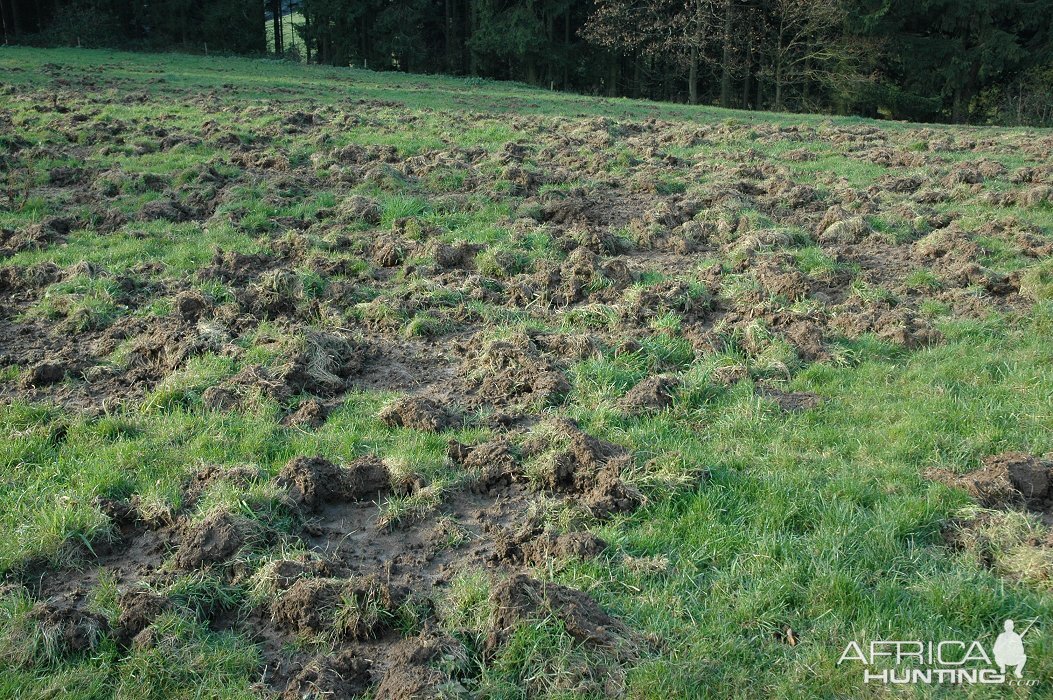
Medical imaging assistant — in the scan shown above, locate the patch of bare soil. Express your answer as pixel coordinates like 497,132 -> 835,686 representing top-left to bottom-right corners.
931,452 -> 1053,518
758,386 -> 823,412
929,453 -> 1053,577
4,416 -> 640,697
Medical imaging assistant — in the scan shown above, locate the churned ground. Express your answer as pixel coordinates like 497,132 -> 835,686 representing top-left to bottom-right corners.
1,47 -> 1052,698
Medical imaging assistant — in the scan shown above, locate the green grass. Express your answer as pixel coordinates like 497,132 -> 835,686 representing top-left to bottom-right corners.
1,46 -> 1052,699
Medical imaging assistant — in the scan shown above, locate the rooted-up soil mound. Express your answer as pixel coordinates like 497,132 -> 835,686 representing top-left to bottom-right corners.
173,511 -> 249,570
378,396 -> 458,432
115,589 -> 170,646
534,419 -> 643,518
276,455 -> 390,511
620,375 -> 680,413
486,573 -> 636,658
27,593 -> 109,656
281,650 -> 373,700
271,575 -> 397,639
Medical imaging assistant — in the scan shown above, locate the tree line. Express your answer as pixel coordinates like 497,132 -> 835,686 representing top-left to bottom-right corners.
3,0 -> 1051,125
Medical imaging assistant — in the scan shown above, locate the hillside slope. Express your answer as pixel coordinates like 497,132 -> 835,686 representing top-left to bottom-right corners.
1,48 -> 1052,698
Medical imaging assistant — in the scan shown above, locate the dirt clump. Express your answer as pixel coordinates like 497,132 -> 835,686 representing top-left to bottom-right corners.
372,238 -> 408,267
336,195 -> 382,225
123,319 -> 209,384
173,511 -> 249,570
460,332 -> 571,408
115,589 -> 169,645
756,264 -> 812,301
927,452 -> 1053,516
979,452 -> 1053,510
496,524 -> 607,566
172,290 -> 210,322
270,577 -> 344,635
137,198 -> 192,222
486,573 -> 636,657
620,375 -> 679,413
831,302 -> 941,349
431,241 -> 479,269
22,361 -> 66,387
535,419 -> 642,518
281,399 -> 328,429
453,438 -> 522,493
379,396 -> 458,432
280,331 -> 366,397
202,365 -> 291,410
276,455 -> 390,511
281,649 -> 373,700
271,575 -> 396,639
817,214 -> 871,244
373,633 -> 464,700
27,593 -> 109,655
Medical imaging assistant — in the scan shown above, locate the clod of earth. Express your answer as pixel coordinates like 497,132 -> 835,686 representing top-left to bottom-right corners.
276,455 -> 391,511
173,511 -> 249,570
620,375 -> 680,413
115,589 -> 169,646
485,573 -> 637,659
281,650 -> 373,700
535,418 -> 643,518
27,593 -> 109,656
379,396 -> 458,432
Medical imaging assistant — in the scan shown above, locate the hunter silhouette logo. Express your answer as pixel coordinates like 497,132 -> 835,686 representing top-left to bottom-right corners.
993,620 -> 1027,678
837,619 -> 1037,686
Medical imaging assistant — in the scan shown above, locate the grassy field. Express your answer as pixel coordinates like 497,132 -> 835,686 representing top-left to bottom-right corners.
1,46 -> 1052,698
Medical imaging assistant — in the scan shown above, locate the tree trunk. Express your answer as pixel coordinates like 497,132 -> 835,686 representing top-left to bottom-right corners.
468,0 -> 478,75
633,53 -> 642,98
689,45 -> 699,104
742,41 -> 752,108
775,70 -> 782,110
444,0 -> 455,72
7,0 -> 21,36
720,0 -> 733,107
271,0 -> 283,54
952,87 -> 966,123
0,0 -> 9,43
563,10 -> 570,89
774,24 -> 785,110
